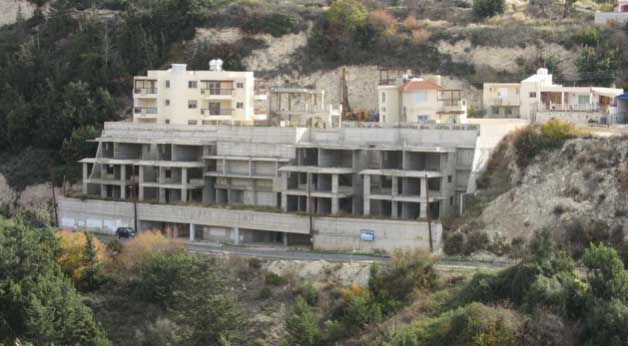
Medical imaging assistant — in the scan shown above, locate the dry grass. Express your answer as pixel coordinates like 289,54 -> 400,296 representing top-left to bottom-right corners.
117,231 -> 183,270
411,28 -> 432,46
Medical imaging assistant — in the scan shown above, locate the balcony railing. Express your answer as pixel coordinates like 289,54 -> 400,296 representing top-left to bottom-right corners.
200,108 -> 233,116
134,107 -> 158,115
200,88 -> 233,96
541,103 -> 601,113
134,88 -> 158,95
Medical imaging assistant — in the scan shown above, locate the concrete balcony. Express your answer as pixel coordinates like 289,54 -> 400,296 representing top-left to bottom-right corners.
200,108 -> 233,116
134,88 -> 158,98
541,103 -> 601,112
200,88 -> 234,99
134,106 -> 158,117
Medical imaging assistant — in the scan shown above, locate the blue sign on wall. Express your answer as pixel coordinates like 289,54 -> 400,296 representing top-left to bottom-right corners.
360,229 -> 375,241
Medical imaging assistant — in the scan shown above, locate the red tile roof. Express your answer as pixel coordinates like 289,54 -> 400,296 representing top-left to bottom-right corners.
401,79 -> 442,91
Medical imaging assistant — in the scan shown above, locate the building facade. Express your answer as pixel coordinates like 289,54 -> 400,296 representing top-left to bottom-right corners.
133,62 -> 265,125
483,68 -> 623,124
378,74 -> 468,125
66,121 -> 480,253
268,87 -> 342,127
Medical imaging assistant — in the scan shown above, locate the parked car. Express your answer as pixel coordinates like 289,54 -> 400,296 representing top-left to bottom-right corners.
115,227 -> 136,239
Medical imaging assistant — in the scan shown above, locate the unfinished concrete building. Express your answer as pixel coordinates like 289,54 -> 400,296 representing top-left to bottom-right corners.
63,122 -> 479,253
269,87 -> 341,127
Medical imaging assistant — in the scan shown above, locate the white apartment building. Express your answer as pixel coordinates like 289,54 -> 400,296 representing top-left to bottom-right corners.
484,68 -> 623,124
133,61 -> 265,125
595,0 -> 628,25
377,74 -> 468,125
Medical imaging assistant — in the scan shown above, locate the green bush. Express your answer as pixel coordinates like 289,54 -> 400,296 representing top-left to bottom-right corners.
472,0 -> 505,18
412,303 -> 522,346
573,27 -> 601,47
285,296 -> 321,346
443,232 -> 465,255
258,286 -> 272,300
581,298 -> 628,345
464,231 -> 490,255
512,121 -> 577,169
242,13 -> 300,37
341,287 -> 382,328
369,250 -> 436,313
265,272 -> 286,286
135,251 -> 197,308
298,282 -> 318,306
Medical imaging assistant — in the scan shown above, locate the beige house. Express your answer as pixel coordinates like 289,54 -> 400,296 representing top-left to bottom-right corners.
483,68 -> 623,124
133,61 -> 266,125
378,74 -> 467,124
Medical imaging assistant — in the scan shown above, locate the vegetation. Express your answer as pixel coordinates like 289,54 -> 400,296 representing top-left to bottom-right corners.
472,0 -> 505,18
0,219 -> 110,345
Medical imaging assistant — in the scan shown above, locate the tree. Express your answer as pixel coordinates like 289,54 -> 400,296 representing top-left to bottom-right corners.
583,243 -> 628,302
285,296 -> 321,346
0,219 -> 110,345
325,0 -> 369,33
61,125 -> 99,164
473,0 -> 505,18
82,231 -> 103,290
576,46 -> 619,86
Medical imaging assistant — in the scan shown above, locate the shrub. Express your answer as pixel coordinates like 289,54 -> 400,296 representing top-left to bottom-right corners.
581,298 -> 628,345
285,296 -> 321,346
242,13 -> 300,37
576,46 -> 619,85
298,282 -> 318,306
258,286 -> 272,300
369,250 -> 436,312
464,231 -> 490,255
135,251 -> 197,308
573,27 -> 601,47
339,284 -> 382,328
368,9 -> 397,37
444,232 -> 465,255
541,119 -> 576,148
402,16 -> 419,30
325,0 -> 369,33
472,0 -> 505,18
265,271 -> 286,286
412,303 -> 522,346
582,243 -> 628,301
118,231 -> 181,270
410,28 -> 432,46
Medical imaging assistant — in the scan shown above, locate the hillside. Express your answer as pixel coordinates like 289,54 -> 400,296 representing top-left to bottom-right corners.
444,121 -> 628,265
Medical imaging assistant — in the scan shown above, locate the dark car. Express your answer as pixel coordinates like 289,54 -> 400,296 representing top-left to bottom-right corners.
115,227 -> 136,239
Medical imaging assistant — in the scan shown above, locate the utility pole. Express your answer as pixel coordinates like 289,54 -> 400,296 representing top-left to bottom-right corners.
425,174 -> 433,253
50,182 -> 58,228
307,172 -> 313,248
132,167 -> 139,231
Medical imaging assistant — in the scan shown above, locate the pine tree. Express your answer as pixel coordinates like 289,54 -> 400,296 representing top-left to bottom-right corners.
82,231 -> 102,291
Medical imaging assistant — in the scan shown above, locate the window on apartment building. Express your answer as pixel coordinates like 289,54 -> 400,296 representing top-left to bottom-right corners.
448,175 -> 452,183
417,115 -> 429,122
165,80 -> 170,88
188,120 -> 198,125
106,165 -> 114,175
165,169 -> 171,179
450,196 -> 454,206
165,99 -> 170,106
415,91 -> 428,104
529,92 -> 537,98
188,100 -> 197,109
236,102 -> 244,109
236,82 -> 244,88
165,119 -> 170,124
188,81 -> 197,88
578,95 -> 590,105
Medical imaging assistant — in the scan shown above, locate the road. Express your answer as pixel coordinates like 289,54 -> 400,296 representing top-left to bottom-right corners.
98,233 -> 512,270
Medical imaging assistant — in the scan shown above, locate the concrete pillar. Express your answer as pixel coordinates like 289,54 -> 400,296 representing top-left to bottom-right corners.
281,193 -> 288,212
181,168 -> 188,202
120,184 -> 126,199
233,226 -> 240,245
332,174 -> 339,193
159,188 -> 166,203
82,163 -> 88,194
139,186 -> 144,201
392,176 -> 399,196
189,224 -> 195,241
173,224 -> 179,238
283,232 -> 288,246
120,165 -> 126,183
332,198 -> 339,215
391,201 -> 398,218
158,167 -> 165,184
363,175 -> 370,216
420,177 -> 428,218
138,166 -> 144,183
100,184 -> 107,198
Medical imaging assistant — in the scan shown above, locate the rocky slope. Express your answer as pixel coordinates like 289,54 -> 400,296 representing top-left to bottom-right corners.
456,133 -> 628,259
